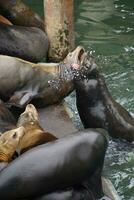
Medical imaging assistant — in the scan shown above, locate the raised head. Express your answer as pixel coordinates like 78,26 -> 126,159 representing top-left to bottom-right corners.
62,46 -> 98,79
0,126 -> 25,162
63,46 -> 87,69
17,104 -> 39,127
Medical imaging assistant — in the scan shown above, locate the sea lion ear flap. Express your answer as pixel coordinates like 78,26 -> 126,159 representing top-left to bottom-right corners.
0,132 -> 2,137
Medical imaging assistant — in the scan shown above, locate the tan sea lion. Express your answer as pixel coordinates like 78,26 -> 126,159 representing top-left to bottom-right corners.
0,126 -> 25,171
0,46 -> 87,109
17,104 -> 57,154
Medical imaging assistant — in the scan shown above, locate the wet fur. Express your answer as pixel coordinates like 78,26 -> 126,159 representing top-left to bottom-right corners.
74,58 -> 134,141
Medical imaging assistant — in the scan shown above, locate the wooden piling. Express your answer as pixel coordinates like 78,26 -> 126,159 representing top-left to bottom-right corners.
44,0 -> 75,62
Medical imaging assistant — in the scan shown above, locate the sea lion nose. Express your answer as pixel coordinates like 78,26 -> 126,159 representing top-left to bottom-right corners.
25,104 -> 35,112
27,104 -> 33,108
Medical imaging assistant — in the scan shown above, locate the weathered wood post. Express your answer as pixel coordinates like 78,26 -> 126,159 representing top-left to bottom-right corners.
44,0 -> 75,62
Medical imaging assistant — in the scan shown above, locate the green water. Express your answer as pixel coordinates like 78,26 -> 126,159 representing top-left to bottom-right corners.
25,0 -> 134,199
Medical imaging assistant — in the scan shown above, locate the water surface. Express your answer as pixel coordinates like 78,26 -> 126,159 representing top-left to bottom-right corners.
71,1 -> 134,199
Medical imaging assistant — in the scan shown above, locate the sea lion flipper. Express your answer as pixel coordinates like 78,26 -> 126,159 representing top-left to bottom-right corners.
83,167 -> 104,199
7,91 -> 38,108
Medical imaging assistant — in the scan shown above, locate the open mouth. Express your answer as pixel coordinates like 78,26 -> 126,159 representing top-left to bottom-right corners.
71,46 -> 88,70
78,48 -> 85,62
78,47 -> 87,65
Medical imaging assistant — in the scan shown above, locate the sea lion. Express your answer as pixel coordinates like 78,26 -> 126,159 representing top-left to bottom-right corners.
0,23 -> 49,62
34,188 -> 111,200
0,46 -> 87,109
0,0 -> 44,30
73,54 -> 134,142
0,129 -> 108,199
0,126 -> 25,171
17,104 -> 57,154
0,15 -> 12,25
0,99 -> 16,132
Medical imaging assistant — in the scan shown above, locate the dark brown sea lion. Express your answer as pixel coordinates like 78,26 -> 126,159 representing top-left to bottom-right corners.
0,23 -> 49,62
0,129 -> 108,199
0,0 -> 44,30
0,126 -> 25,171
17,104 -> 57,154
0,46 -> 87,109
73,54 -> 134,142
34,188 -> 111,200
0,15 -> 12,25
0,99 -> 16,132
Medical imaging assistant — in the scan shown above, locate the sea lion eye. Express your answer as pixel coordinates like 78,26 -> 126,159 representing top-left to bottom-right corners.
12,132 -> 17,139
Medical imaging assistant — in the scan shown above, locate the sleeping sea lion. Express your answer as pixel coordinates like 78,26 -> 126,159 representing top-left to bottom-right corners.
0,15 -> 12,25
0,23 -> 49,62
0,99 -> 16,132
17,104 -> 57,154
0,129 -> 108,199
0,0 -> 44,30
73,54 -> 134,142
0,46 -> 87,109
0,126 -> 25,171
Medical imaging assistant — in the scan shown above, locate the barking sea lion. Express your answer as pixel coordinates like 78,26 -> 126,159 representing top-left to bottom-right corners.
73,54 -> 134,142
0,46 -> 87,109
17,104 -> 57,154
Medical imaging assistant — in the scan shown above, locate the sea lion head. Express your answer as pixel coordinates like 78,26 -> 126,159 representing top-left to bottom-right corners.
66,49 -> 98,91
61,46 -> 97,80
17,104 -> 39,127
59,46 -> 90,80
0,126 -> 25,162
63,46 -> 88,69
